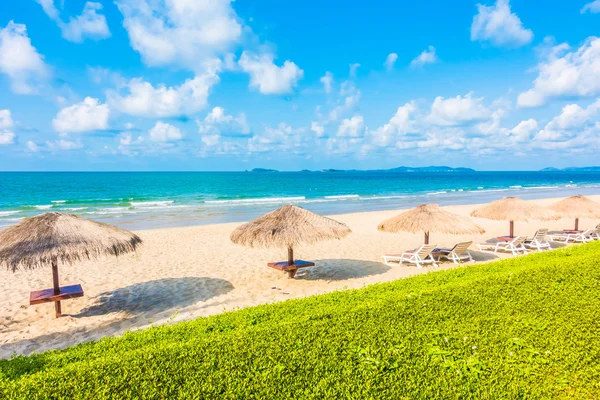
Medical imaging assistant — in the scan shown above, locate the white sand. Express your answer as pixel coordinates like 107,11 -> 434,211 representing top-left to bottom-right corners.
1,195 -> 598,358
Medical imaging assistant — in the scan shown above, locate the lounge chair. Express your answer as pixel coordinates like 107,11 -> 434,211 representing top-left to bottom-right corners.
524,229 -> 551,252
548,228 -> 594,243
477,236 -> 528,256
382,244 -> 438,268
432,241 -> 473,264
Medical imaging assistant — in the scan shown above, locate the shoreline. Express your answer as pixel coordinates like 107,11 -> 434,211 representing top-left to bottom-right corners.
1,194 -> 599,358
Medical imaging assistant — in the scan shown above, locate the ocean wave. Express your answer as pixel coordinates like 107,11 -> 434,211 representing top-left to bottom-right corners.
359,195 -> 408,201
205,196 -> 306,205
64,207 -> 87,211
323,194 -> 360,199
51,200 -> 66,204
426,191 -> 448,196
509,185 -> 522,189
0,211 -> 20,217
469,188 -> 510,193
34,205 -> 52,210
522,186 -> 559,190
130,201 -> 174,207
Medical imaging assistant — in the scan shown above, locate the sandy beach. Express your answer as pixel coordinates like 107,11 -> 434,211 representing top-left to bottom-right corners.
1,195 -> 598,358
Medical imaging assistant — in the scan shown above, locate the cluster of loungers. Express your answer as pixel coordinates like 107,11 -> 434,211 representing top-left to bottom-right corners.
382,224 -> 600,268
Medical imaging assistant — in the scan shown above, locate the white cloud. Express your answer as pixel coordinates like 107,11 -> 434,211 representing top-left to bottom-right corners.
410,46 -> 437,68
108,70 -> 220,118
197,106 -> 250,146
328,81 -> 361,121
0,131 -> 15,145
311,121 -> 325,137
320,72 -> 333,93
60,2 -> 111,43
510,118 -> 538,142
52,97 -> 110,134
238,52 -> 303,95
248,123 -> 305,154
36,0 -> 60,20
471,0 -> 533,47
149,121 -> 183,142
427,93 -> 492,126
581,0 -> 600,13
349,63 -> 360,77
115,0 -> 242,70
0,109 -> 16,145
337,115 -> 365,138
517,37 -> 600,108
26,141 -> 40,152
384,53 -> 398,71
0,21 -> 49,94
368,102 -> 417,146
535,100 -> 600,141
46,139 -> 83,150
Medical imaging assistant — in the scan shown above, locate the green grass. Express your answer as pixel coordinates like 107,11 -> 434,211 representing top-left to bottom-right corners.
1,242 -> 600,399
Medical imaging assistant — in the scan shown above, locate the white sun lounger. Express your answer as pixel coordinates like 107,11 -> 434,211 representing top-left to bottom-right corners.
382,244 -> 438,268
548,228 -> 594,243
432,241 -> 473,264
477,236 -> 528,256
524,229 -> 551,252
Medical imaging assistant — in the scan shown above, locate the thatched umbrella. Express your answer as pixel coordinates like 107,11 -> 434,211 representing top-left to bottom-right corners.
470,197 -> 559,237
0,212 -> 142,318
549,195 -> 600,230
230,205 -> 351,278
378,204 -> 485,244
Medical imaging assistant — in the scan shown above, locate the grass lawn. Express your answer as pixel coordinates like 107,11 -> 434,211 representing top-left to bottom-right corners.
1,242 -> 599,399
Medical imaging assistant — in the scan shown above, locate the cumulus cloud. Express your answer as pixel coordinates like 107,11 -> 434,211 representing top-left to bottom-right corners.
517,37 -> 600,108
52,97 -> 110,134
581,0 -> 600,14
320,72 -> 333,93
26,140 -> 40,152
0,21 -> 49,94
238,52 -> 304,95
384,53 -> 398,71
535,100 -> 600,141
149,121 -> 183,142
0,109 -> 15,145
196,106 -> 250,146
427,93 -> 492,126
46,139 -> 84,150
410,46 -> 437,68
337,115 -> 365,138
471,0 -> 533,47
311,121 -> 325,137
349,63 -> 360,77
510,118 -> 538,142
368,102 -> 417,146
115,0 -> 242,70
108,69 -> 220,118
248,123 -> 306,154
60,2 -> 111,43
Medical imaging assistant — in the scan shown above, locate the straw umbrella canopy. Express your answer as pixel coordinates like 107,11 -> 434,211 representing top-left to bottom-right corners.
470,197 -> 559,237
0,212 -> 142,317
549,195 -> 600,230
378,204 -> 485,244
230,205 -> 351,265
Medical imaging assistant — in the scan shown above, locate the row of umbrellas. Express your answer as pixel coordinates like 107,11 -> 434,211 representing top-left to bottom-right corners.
0,195 -> 599,318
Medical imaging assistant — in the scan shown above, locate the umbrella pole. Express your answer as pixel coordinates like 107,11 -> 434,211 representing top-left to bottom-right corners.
575,218 -> 579,231
288,247 -> 294,266
52,260 -> 62,318
424,231 -> 429,245
510,221 -> 514,238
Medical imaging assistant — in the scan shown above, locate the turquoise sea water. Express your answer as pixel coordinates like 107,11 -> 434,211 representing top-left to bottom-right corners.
1,171 -> 599,230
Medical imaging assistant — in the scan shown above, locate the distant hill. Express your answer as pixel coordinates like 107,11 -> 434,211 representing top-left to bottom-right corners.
249,168 -> 279,173
541,167 -> 600,172
386,166 -> 475,173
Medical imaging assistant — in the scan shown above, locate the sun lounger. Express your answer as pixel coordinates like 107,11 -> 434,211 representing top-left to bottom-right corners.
432,241 -> 473,264
477,236 -> 528,256
382,244 -> 438,268
548,228 -> 594,243
524,229 -> 551,252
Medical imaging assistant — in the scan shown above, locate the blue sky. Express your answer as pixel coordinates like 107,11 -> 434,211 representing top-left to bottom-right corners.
0,0 -> 599,171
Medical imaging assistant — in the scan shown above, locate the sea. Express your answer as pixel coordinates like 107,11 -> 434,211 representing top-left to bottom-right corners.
1,171 -> 599,230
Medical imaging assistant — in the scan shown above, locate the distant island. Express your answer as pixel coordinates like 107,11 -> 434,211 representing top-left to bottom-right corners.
540,167 -> 600,172
248,166 -> 475,173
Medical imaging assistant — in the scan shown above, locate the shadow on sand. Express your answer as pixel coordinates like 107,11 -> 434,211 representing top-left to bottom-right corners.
293,259 -> 391,281
469,250 -> 501,262
77,277 -> 234,318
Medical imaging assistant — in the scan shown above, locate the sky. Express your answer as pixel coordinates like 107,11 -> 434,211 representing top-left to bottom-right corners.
0,0 -> 599,171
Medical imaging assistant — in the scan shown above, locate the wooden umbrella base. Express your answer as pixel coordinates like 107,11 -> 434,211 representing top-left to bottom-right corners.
267,260 -> 315,279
